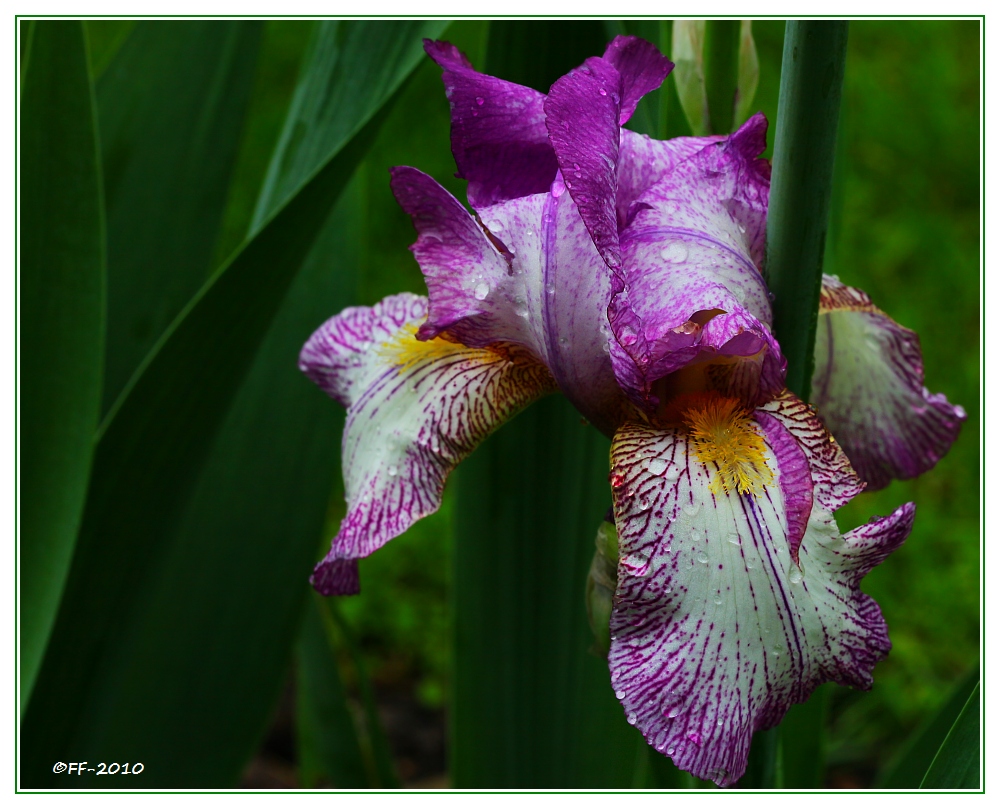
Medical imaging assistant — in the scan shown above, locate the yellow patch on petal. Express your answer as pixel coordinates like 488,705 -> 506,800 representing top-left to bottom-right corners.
379,323 -> 497,372
682,393 -> 773,495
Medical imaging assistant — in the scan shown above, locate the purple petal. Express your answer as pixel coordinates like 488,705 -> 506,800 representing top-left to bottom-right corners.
609,114 -> 779,408
310,558 -> 359,597
424,39 -> 556,209
811,275 -> 966,490
390,166 -> 510,342
300,293 -> 555,595
601,35 -> 674,126
617,130 -> 725,229
544,55 -> 624,271
607,419 -> 912,786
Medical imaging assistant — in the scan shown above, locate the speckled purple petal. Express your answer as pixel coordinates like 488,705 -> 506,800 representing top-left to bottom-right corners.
424,39 -> 556,209
544,55 -> 624,271
607,415 -> 912,786
609,114 -> 780,408
299,293 -> 555,595
617,130 -> 725,229
812,275 -> 966,490
393,166 -> 625,434
600,35 -> 674,126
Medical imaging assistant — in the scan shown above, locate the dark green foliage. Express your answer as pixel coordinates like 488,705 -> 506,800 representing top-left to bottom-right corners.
97,22 -> 264,411
19,20 -> 105,712
920,683 -> 980,789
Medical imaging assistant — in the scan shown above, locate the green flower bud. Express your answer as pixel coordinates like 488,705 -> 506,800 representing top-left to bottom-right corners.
586,519 -> 619,658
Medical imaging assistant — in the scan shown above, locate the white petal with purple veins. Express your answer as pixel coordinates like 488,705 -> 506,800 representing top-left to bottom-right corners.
608,404 -> 912,786
300,293 -> 555,594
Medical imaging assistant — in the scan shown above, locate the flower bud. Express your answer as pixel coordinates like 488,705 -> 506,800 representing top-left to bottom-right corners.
586,519 -> 619,658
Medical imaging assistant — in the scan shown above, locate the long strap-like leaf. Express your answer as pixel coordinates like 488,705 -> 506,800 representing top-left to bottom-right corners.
20,22 -> 441,788
19,20 -> 105,716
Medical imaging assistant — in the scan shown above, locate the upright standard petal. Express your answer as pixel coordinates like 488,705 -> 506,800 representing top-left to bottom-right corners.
606,392 -> 910,786
811,274 -> 966,490
544,36 -> 673,271
424,39 -> 556,209
608,114 -> 780,410
299,293 -> 556,594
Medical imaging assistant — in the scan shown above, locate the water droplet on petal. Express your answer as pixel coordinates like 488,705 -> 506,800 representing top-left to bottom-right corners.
727,532 -> 741,546
788,564 -> 803,584
615,689 -> 626,699
687,731 -> 702,745
488,218 -> 505,232
683,502 -> 700,517
474,282 -> 490,300
665,466 -> 681,481
387,465 -> 398,476
696,551 -> 709,564
648,458 -> 668,476
476,96 -> 485,106
627,712 -> 638,725
659,241 -> 689,263
599,87 -> 607,96
551,178 -> 566,197
619,325 -> 638,346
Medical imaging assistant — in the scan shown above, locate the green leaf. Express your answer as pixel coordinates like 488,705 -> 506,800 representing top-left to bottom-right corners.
453,398 -> 644,787
765,21 -> 849,400
296,595 -> 369,788
20,21 -> 442,788
450,22 -> 651,788
19,20 -> 105,714
777,684 -> 828,788
921,682 -> 980,789
97,21 -> 264,411
879,667 -> 978,788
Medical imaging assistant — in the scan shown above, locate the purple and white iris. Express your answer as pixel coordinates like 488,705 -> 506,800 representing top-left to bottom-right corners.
298,36 -> 965,785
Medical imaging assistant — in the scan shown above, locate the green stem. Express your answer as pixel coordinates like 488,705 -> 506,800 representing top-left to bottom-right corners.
703,20 -> 741,134
766,20 -> 848,400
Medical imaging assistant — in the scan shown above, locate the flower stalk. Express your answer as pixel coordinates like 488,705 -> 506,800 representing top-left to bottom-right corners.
766,20 -> 849,399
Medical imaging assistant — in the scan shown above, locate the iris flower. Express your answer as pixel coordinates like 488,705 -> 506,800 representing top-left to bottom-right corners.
299,36 -> 965,785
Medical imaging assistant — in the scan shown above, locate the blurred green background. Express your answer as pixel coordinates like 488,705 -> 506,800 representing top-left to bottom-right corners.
24,18 -> 979,789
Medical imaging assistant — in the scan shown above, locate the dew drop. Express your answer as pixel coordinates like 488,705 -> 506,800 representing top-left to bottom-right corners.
545,282 -> 556,296
619,325 -> 638,346
639,497 -> 651,511
738,222 -> 747,234
551,179 -> 566,197
627,712 -> 638,725
648,458 -> 668,476
474,282 -> 490,300
615,689 -> 626,699
476,96 -> 485,105
599,87 -> 607,96
488,218 -> 505,232
665,466 -> 681,481
682,502 -> 700,517
663,584 -> 672,594
667,747 -> 675,755
696,550 -> 709,564
727,532 -> 741,546
659,241 -> 689,264
687,731 -> 702,746
387,465 -> 398,477
788,564 -> 803,584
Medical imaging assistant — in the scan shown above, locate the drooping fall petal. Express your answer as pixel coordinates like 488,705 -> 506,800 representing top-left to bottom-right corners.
606,394 -> 910,786
811,274 -> 966,490
299,293 -> 555,594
